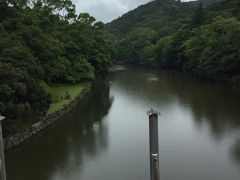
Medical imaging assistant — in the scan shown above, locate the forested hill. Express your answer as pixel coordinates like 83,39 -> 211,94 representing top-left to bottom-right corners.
106,0 -> 220,36
0,0 -> 114,132
106,0 -> 240,84
106,0 -> 196,36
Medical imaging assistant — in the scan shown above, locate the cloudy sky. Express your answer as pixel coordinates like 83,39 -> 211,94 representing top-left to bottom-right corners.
72,0 -> 151,23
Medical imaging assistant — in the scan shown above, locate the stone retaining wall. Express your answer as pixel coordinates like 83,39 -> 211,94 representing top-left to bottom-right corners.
4,88 -> 90,150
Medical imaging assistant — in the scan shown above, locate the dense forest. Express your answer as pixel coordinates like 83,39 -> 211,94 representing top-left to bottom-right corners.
106,0 -> 240,84
0,0 -> 114,133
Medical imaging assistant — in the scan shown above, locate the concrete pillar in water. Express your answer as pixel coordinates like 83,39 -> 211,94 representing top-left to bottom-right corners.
148,110 -> 160,180
0,116 -> 6,180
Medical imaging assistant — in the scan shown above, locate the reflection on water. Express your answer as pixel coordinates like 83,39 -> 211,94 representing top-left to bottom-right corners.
6,81 -> 113,180
6,67 -> 240,180
122,67 -> 240,137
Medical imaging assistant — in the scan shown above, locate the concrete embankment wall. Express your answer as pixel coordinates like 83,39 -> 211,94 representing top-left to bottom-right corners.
4,88 -> 90,150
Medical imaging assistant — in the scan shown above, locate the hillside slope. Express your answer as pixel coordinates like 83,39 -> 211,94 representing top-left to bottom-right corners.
106,0 -> 196,36
106,0 -> 240,84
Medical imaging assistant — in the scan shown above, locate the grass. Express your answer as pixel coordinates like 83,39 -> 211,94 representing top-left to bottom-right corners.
4,82 -> 90,136
45,83 -> 90,115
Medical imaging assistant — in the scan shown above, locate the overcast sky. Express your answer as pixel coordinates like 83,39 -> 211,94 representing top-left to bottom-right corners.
72,0 -> 151,23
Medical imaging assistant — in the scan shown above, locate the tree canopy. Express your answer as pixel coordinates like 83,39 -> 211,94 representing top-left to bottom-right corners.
0,0 -> 114,132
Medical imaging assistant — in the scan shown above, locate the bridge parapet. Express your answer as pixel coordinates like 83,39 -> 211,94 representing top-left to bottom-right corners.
0,116 -> 6,180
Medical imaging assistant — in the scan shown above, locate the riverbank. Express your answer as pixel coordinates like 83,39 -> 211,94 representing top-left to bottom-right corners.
45,83 -> 90,115
4,83 -> 91,150
115,63 -> 240,86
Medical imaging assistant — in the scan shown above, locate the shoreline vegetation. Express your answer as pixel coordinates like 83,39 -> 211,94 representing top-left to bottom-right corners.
44,83 -> 90,115
4,83 -> 90,135
4,83 -> 91,150
4,64 -> 126,149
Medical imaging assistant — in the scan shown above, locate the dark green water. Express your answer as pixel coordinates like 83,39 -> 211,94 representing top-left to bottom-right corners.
5,67 -> 240,180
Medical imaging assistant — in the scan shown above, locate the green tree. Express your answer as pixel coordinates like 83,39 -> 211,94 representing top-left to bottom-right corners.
183,16 -> 240,80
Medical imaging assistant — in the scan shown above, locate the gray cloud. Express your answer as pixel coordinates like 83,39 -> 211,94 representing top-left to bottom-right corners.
72,0 -> 151,23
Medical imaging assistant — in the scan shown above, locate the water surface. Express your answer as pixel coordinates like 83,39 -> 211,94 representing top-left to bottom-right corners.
6,67 -> 240,180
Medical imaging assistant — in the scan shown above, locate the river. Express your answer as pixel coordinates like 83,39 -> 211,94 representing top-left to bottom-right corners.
5,67 -> 240,180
